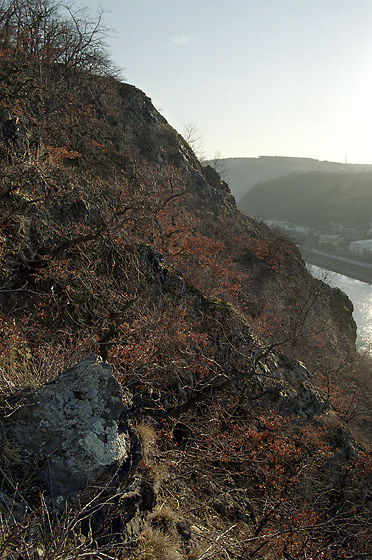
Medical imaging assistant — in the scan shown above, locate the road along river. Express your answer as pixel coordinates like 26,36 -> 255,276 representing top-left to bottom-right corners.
301,246 -> 372,285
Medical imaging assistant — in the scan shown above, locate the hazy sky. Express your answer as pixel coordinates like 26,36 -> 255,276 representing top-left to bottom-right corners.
73,0 -> 372,164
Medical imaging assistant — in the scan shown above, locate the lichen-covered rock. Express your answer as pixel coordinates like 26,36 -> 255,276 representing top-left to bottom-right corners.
253,353 -> 330,419
3,356 -> 136,504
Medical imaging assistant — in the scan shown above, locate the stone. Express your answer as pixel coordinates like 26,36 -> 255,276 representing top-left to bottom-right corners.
3,356 -> 135,505
253,352 -> 330,419
0,114 -> 29,154
0,492 -> 26,522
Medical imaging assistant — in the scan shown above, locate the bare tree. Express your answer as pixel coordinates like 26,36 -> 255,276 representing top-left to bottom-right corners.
182,120 -> 205,162
211,149 -> 228,180
0,0 -> 120,120
0,0 -> 117,75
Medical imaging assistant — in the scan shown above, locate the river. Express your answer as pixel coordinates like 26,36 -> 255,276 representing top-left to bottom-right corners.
308,265 -> 372,353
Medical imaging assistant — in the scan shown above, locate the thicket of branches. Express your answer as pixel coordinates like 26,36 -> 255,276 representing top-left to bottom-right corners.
0,0 -> 116,75
0,0 -> 120,157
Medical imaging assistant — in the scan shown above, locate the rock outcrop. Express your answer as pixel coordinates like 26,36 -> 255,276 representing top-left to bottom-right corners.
3,356 -> 156,536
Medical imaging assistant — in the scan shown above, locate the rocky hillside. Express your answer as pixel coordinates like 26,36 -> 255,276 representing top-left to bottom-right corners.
0,2 -> 371,559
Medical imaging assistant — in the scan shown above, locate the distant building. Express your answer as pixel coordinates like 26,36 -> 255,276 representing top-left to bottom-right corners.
318,235 -> 340,246
263,219 -> 290,230
294,226 -> 310,234
349,240 -> 372,256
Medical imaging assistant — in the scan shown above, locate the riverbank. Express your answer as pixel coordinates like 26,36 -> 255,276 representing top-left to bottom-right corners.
300,247 -> 372,285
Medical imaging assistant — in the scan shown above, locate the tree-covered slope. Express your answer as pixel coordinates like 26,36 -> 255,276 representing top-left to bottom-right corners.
238,170 -> 372,226
215,155 -> 372,202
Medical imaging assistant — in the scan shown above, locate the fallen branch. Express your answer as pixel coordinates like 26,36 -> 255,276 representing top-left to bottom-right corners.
194,524 -> 237,560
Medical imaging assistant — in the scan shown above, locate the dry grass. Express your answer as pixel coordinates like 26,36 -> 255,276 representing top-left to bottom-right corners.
132,526 -> 182,560
136,421 -> 157,459
0,342 -> 91,396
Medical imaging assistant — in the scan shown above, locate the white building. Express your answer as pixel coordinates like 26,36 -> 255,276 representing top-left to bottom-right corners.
349,240 -> 372,256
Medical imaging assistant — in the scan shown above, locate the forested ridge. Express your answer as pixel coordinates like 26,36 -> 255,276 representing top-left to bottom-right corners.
218,156 -> 372,202
238,170 -> 372,227
0,2 -> 371,559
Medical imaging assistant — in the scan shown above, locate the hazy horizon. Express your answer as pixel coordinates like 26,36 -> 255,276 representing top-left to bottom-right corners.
72,1 -> 372,165
212,155 -> 372,164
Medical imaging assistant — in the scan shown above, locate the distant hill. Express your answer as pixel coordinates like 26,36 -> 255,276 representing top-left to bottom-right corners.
238,170 -> 372,227
214,156 -> 372,202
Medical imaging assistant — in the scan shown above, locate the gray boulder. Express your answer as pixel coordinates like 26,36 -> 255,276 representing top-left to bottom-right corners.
3,356 -> 138,506
253,352 -> 330,419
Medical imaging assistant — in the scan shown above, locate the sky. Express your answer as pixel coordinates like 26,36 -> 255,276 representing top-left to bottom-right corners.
72,0 -> 372,164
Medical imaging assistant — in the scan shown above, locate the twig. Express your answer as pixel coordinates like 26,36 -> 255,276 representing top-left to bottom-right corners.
194,524 -> 237,560
0,466 -> 30,510
65,553 -> 116,560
